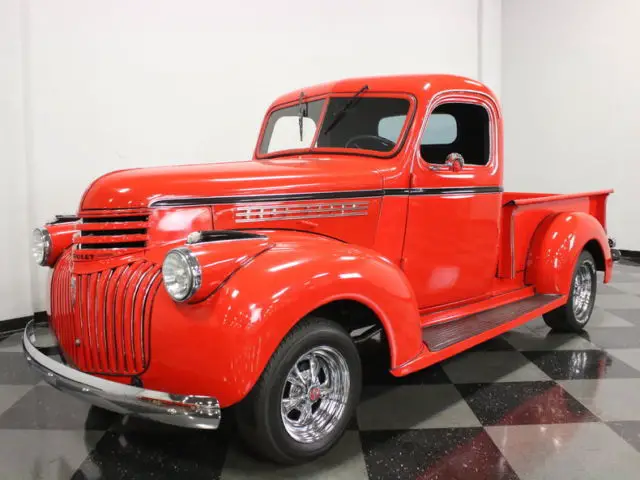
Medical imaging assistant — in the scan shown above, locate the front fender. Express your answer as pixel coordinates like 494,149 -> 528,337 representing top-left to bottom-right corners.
223,233 -> 422,357
143,231 -> 423,407
525,212 -> 612,294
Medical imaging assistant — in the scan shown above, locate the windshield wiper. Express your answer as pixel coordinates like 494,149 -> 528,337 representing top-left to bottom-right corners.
322,84 -> 369,135
298,91 -> 307,141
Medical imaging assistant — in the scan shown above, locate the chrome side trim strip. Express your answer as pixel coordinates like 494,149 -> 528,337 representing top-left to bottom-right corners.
151,189 -> 382,207
151,186 -> 503,208
186,230 -> 268,244
46,214 -> 79,225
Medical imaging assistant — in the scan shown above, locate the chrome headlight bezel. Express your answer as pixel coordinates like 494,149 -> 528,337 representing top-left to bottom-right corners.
162,247 -> 202,302
32,228 -> 52,266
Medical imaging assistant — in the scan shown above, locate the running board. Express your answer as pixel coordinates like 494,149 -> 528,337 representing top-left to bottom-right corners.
421,294 -> 561,352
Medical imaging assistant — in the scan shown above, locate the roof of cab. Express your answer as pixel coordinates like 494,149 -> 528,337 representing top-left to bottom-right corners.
269,74 -> 495,108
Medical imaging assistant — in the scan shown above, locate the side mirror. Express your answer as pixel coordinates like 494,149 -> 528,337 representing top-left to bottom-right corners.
445,153 -> 465,172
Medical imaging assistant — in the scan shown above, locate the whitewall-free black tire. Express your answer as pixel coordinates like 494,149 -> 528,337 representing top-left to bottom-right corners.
235,316 -> 362,464
543,250 -> 597,332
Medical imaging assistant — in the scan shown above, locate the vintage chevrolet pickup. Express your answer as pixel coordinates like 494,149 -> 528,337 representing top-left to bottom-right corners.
24,74 -> 618,464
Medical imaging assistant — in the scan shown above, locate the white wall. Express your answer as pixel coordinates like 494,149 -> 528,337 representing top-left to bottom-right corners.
9,0 -> 637,322
2,0 -> 490,321
0,0 -> 33,321
502,0 -> 640,250
479,0 -> 501,97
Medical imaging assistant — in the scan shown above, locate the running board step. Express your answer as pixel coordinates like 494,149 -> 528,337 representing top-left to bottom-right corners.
421,294 -> 561,352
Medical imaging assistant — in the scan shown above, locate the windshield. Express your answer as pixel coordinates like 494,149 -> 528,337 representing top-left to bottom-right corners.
259,96 -> 411,156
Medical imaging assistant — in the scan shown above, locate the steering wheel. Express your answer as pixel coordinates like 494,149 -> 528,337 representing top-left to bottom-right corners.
345,134 -> 396,151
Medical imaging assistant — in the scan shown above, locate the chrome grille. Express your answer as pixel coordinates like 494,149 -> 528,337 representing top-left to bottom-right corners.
50,250 -> 162,375
76,210 -> 149,252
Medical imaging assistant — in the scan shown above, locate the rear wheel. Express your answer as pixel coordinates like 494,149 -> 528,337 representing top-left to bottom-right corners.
235,317 -> 361,464
543,250 -> 597,332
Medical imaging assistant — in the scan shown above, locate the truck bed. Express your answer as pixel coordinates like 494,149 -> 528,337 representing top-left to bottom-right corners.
498,190 -> 613,278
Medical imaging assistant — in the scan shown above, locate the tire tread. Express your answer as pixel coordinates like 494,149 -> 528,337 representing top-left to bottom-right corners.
235,316 -> 360,464
542,250 -> 597,332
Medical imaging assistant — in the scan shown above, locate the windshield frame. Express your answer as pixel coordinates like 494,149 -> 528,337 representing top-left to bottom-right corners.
254,91 -> 417,160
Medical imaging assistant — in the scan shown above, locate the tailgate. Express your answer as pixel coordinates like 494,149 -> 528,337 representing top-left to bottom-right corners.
498,190 -> 613,278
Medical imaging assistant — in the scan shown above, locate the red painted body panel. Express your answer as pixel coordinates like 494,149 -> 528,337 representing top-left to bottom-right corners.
393,294 -> 569,377
80,156 -> 384,211
185,235 -> 271,303
526,211 -> 613,291
139,231 -> 423,406
500,190 -> 612,278
403,192 -> 502,307
41,74 -> 614,408
212,196 -> 382,247
420,286 -> 534,328
44,222 -> 78,266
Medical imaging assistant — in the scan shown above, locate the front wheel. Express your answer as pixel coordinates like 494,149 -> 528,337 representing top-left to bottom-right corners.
235,317 -> 361,464
543,250 -> 597,332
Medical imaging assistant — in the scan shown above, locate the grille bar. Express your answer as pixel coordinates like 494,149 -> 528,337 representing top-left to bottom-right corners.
49,250 -> 161,375
76,234 -> 148,244
80,228 -> 147,236
82,215 -> 149,223
78,241 -> 147,250
140,270 -> 161,369
98,268 -> 114,371
50,250 -> 75,359
77,211 -> 150,253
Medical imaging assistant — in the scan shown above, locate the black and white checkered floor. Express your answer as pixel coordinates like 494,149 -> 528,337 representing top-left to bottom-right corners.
2,260 -> 640,479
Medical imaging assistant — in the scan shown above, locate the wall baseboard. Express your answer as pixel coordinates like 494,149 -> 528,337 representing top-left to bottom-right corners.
621,250 -> 640,266
0,311 -> 47,334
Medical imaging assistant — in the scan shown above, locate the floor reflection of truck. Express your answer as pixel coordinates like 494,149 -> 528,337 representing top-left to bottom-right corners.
418,349 -> 605,478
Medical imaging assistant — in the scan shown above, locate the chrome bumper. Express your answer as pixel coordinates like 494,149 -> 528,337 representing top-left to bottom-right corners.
22,320 -> 221,429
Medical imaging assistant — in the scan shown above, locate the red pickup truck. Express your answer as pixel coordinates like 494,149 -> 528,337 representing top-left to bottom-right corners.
25,74 -> 617,464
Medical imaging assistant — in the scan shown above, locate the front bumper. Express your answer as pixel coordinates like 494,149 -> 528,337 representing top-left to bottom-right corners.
22,320 -> 221,429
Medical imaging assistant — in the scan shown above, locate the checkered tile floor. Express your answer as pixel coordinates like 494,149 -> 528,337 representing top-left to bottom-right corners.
2,260 -> 640,479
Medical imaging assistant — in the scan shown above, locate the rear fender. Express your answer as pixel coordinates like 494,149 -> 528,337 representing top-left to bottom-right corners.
525,212 -> 612,294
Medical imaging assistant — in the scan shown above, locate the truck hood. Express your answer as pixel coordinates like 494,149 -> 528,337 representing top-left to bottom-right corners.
80,156 -> 384,210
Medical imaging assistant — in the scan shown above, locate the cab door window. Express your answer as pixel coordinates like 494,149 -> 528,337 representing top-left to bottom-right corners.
420,103 -> 490,166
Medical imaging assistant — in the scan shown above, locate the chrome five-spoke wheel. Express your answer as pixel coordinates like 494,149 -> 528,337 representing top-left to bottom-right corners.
543,250 -> 597,332
235,317 -> 361,464
572,260 -> 595,324
280,346 -> 350,443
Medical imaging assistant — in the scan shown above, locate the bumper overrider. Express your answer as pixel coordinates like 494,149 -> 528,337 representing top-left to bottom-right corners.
22,320 -> 221,429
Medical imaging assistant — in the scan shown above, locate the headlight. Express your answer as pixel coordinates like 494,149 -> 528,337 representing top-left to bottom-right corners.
32,228 -> 51,266
162,248 -> 201,302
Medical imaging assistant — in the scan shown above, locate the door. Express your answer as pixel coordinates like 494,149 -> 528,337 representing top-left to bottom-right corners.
402,94 -> 502,309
